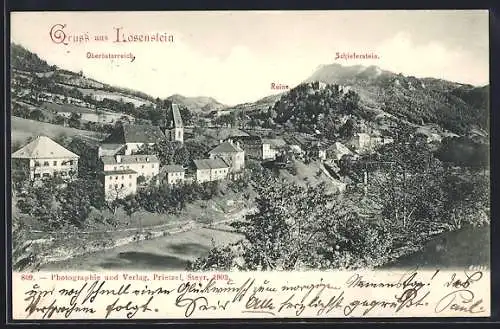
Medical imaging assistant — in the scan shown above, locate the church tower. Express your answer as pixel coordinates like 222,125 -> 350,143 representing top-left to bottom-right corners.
166,103 -> 184,143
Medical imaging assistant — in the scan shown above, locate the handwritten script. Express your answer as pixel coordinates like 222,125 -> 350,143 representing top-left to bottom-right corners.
13,269 -> 490,319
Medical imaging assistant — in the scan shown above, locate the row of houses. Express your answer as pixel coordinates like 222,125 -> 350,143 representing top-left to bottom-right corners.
12,101 -> 398,202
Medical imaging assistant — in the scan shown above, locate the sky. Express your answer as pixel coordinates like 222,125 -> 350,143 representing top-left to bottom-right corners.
11,10 -> 489,106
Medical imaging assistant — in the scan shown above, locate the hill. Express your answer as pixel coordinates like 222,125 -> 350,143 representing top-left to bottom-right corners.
304,64 -> 489,136
228,93 -> 285,113
11,43 -> 55,73
11,116 -> 106,146
166,94 -> 227,113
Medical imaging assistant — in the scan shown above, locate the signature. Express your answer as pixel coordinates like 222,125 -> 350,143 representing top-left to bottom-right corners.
435,289 -> 485,314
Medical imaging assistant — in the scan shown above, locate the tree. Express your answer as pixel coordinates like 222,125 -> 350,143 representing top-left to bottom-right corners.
11,160 -> 30,191
121,195 -> 142,233
29,109 -> 45,121
56,179 -> 93,228
68,112 -> 81,128
190,178 -> 392,271
339,118 -> 356,139
106,185 -> 129,214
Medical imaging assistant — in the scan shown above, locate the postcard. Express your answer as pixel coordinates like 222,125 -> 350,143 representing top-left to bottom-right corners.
8,10 -> 491,320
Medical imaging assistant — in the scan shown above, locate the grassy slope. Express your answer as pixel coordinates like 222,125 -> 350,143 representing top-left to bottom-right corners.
11,116 -> 105,145
278,159 -> 344,194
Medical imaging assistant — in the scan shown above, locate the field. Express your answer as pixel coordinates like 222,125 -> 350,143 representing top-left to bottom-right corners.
40,227 -> 243,271
41,101 -> 96,114
78,88 -> 153,107
11,116 -> 105,145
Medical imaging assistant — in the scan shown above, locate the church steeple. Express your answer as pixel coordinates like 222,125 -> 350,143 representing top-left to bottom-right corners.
165,103 -> 184,143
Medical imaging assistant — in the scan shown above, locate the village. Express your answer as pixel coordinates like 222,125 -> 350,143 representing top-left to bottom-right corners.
11,101 -> 398,202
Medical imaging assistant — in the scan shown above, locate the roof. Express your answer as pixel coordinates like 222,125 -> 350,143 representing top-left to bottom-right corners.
99,144 -> 126,157
171,104 -> 183,128
12,136 -> 79,159
232,135 -> 262,144
262,138 -> 287,147
103,169 -> 138,175
99,143 -> 125,150
330,142 -> 352,154
161,165 -> 185,173
193,158 -> 229,170
209,141 -> 243,154
123,124 -> 165,143
104,124 -> 165,144
101,154 -> 160,165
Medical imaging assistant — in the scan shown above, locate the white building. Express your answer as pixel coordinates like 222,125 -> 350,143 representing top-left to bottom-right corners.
348,133 -> 372,151
100,154 -> 160,200
103,169 -> 138,201
231,135 -> 276,160
160,165 -> 185,185
101,154 -> 160,183
12,136 -> 79,181
193,158 -> 230,183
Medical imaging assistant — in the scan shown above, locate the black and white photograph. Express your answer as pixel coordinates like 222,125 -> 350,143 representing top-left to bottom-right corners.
10,10 -> 490,276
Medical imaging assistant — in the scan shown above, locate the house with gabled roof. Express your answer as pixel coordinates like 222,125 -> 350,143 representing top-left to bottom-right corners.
159,164 -> 185,185
99,123 -> 165,156
327,142 -> 354,163
192,158 -> 230,183
208,140 -> 245,172
12,136 -> 79,180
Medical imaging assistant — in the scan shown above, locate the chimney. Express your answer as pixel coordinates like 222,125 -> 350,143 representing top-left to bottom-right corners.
116,155 -> 122,163
236,141 -> 240,148
146,157 -> 150,162
219,139 -> 224,144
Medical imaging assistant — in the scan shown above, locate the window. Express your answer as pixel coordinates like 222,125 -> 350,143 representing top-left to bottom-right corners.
43,161 -> 49,166
115,176 -> 118,180
35,161 -> 40,167
178,131 -> 181,138
42,173 -> 50,177
53,161 -> 57,166
109,184 -> 112,189
114,166 -> 117,170
152,164 -> 154,168
142,165 -> 144,169
34,173 -> 41,178
129,175 -> 132,179
121,184 -> 124,188
61,171 -> 67,176
115,184 -> 118,188
129,183 -> 132,187
69,160 -> 74,165
121,176 -> 124,180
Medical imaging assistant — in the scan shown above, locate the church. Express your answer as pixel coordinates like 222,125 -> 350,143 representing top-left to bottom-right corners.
98,103 -> 184,157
